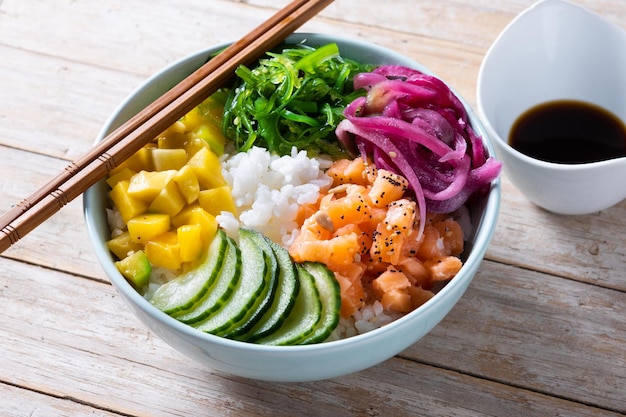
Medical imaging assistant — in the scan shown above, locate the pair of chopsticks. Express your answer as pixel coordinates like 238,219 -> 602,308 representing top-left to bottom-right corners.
0,0 -> 333,254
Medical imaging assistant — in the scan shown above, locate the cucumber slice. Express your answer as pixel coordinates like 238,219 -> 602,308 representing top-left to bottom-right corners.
256,264 -> 322,346
298,262 -> 341,344
174,236 -> 242,323
225,230 -> 280,338
236,237 -> 299,342
193,229 -> 270,336
149,230 -> 228,315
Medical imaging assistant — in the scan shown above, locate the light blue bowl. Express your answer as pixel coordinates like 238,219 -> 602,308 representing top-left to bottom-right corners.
84,33 -> 501,382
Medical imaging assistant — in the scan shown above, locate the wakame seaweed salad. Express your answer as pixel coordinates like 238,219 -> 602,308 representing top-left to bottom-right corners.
222,43 -> 374,158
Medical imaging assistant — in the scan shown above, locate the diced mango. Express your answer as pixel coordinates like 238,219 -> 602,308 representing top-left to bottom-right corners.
106,167 -> 137,189
173,165 -> 200,204
177,224 -> 203,262
172,206 -> 218,245
151,148 -> 188,171
184,137 -> 210,158
127,170 -> 177,202
110,146 -> 154,175
186,147 -> 226,189
109,180 -> 149,224
157,126 -> 186,149
145,231 -> 182,270
180,106 -> 204,132
106,231 -> 143,260
149,181 -> 186,217
197,185 -> 236,216
127,213 -> 171,243
106,95 -> 234,274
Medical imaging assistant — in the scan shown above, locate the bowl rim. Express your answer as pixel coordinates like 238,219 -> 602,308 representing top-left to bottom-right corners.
84,32 -> 501,354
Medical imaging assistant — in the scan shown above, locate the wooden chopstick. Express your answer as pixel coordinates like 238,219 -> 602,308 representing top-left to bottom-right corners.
0,0 -> 334,253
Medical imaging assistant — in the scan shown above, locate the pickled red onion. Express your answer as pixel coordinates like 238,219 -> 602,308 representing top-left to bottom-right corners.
336,65 -> 501,236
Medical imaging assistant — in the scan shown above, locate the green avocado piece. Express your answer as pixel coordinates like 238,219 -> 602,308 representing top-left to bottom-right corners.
115,250 -> 151,290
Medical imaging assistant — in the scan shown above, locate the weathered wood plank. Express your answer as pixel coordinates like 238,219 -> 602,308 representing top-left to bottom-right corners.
232,0 -> 626,49
0,0 -> 521,171
1,0 -> 625,415
0,384 -> 122,417
0,44 -> 144,160
489,175 -> 626,290
0,0 -> 296,77
0,145 -> 104,279
0,257 -> 621,416
405,259 -> 626,412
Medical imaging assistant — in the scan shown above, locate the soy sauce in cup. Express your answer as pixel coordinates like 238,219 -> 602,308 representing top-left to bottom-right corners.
509,100 -> 626,164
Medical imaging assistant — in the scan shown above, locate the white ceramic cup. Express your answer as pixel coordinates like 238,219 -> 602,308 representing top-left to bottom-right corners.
477,0 -> 626,215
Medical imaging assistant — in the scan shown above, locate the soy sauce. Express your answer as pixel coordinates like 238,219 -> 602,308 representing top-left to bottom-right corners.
508,100 -> 626,164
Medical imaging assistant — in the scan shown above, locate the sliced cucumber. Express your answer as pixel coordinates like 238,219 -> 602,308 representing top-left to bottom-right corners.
149,230 -> 228,315
256,264 -> 322,346
225,229 -> 280,338
193,229 -> 271,336
173,236 -> 242,323
236,237 -> 299,342
298,262 -> 341,344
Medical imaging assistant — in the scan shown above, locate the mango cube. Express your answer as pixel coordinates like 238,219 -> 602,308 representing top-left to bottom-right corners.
180,106 -> 204,132
186,147 -> 226,189
109,180 -> 149,224
127,213 -> 171,243
106,167 -> 137,189
110,146 -> 154,175
127,170 -> 177,202
177,224 -> 203,262
149,181 -> 186,217
172,206 -> 218,245
157,125 -> 186,148
151,148 -> 188,171
106,231 -> 143,260
198,185 -> 236,216
145,231 -> 182,270
173,165 -> 200,204
184,137 -> 210,158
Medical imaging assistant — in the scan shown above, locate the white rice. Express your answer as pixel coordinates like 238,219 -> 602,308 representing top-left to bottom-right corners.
216,146 -> 333,247
216,147 -> 401,338
106,145 -> 408,338
326,301 -> 403,340
105,207 -> 125,237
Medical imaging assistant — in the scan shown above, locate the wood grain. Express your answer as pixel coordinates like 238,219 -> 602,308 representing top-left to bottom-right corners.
0,0 -> 624,415
1,257 -> 622,416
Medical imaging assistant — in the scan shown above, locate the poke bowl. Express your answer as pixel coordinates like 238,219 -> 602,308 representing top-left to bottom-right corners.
84,33 -> 501,382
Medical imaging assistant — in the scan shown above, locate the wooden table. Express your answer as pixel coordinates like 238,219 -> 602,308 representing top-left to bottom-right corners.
1,0 -> 624,415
